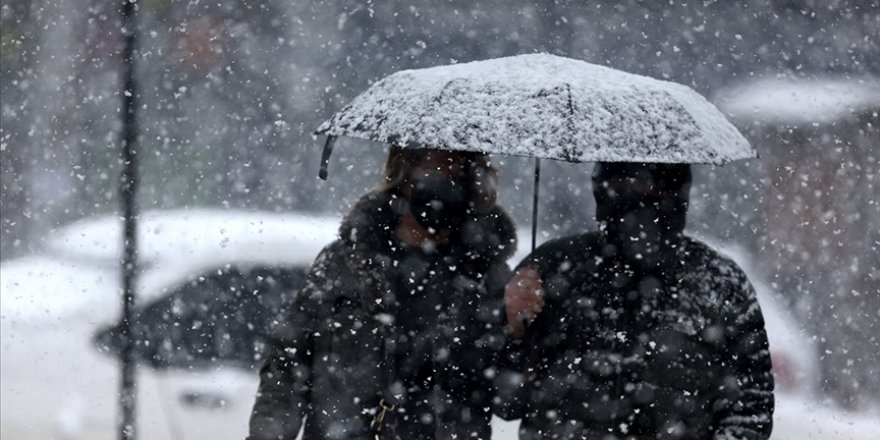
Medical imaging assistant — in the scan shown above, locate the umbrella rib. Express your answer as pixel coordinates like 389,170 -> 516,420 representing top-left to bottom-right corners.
564,83 -> 577,161
565,83 -> 575,117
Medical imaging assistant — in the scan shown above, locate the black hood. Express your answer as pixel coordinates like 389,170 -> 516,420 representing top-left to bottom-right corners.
592,163 -> 692,269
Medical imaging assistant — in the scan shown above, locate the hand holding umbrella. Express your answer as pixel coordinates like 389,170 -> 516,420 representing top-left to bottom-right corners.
505,266 -> 544,338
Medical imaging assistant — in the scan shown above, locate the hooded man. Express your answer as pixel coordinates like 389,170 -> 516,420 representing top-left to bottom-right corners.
496,163 -> 774,440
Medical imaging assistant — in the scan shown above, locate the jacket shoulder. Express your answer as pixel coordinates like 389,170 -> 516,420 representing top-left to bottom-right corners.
477,204 -> 519,262
519,232 -> 601,270
681,238 -> 750,279
298,239 -> 356,300
679,237 -> 758,303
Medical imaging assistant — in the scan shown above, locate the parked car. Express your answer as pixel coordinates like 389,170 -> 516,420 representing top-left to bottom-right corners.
1,209 -> 338,440
1,212 -> 877,439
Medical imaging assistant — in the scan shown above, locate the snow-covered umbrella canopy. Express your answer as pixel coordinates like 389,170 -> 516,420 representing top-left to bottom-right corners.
316,53 -> 753,166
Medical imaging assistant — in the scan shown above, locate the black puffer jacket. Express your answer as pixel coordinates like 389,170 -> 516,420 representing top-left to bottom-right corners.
248,191 -> 516,440
497,233 -> 775,440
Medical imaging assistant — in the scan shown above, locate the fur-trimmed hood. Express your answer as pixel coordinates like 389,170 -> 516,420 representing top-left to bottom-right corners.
338,191 -> 517,267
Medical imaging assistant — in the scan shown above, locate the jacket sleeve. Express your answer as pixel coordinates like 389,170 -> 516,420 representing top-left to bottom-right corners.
493,239 -> 575,420
492,336 -> 530,420
712,268 -> 775,440
492,253 -> 548,421
246,246 -> 334,440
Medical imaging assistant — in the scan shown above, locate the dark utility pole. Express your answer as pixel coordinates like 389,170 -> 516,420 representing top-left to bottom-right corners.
118,0 -> 140,439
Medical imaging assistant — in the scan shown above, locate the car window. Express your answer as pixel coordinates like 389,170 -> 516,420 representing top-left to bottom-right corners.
93,265 -> 307,370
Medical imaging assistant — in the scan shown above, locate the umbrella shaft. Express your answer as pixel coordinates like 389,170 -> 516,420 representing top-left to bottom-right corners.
531,158 -> 541,252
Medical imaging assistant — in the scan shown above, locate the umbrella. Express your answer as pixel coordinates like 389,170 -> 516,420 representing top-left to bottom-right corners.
314,53 -> 754,249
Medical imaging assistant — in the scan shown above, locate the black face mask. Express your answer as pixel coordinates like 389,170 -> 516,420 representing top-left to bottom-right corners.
595,190 -> 688,267
408,177 -> 471,233
592,163 -> 691,269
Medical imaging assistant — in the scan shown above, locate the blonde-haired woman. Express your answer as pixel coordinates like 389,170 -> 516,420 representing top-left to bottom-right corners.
248,147 -> 516,440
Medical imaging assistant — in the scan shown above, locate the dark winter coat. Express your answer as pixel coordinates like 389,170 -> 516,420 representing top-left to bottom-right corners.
496,233 -> 774,440
248,191 -> 516,440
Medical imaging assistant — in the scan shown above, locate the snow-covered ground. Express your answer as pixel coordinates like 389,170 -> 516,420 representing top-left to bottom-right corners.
771,397 -> 880,440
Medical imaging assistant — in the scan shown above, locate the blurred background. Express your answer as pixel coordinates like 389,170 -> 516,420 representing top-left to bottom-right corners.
1,0 -> 878,438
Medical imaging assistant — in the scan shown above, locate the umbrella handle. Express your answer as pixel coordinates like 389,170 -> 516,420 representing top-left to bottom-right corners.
318,136 -> 337,180
531,157 -> 541,252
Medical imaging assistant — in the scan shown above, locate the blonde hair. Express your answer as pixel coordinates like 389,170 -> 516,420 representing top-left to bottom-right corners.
378,146 -> 498,213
